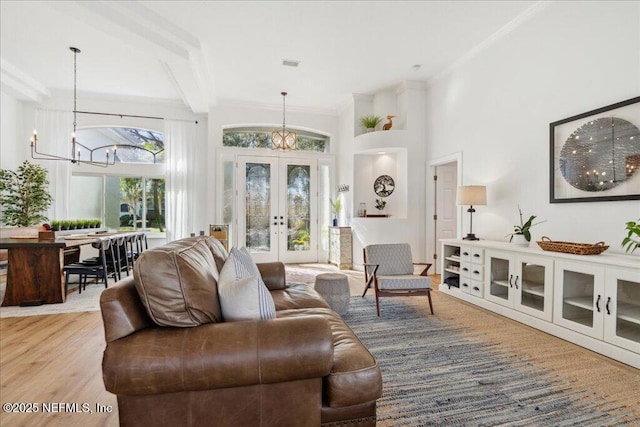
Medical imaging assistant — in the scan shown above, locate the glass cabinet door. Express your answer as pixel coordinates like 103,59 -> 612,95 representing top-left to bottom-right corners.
485,251 -> 513,306
553,261 -> 605,339
514,255 -> 554,321
604,268 -> 640,353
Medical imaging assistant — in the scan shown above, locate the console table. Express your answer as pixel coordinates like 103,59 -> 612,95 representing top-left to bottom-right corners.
1,236 -> 98,306
440,239 -> 640,369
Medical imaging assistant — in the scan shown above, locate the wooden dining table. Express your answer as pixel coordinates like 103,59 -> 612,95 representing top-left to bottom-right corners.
0,232 -> 122,307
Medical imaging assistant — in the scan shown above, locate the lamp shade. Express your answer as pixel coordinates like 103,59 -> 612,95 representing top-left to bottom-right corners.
456,185 -> 487,206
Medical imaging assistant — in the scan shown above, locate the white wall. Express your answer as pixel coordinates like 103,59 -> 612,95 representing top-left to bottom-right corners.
0,91 -> 25,170
425,1 -> 640,255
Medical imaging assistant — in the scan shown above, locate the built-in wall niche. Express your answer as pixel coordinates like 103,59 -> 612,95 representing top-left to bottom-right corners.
353,147 -> 407,219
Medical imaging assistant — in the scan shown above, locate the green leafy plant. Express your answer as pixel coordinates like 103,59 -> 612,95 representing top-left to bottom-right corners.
360,114 -> 383,130
0,160 -> 53,227
375,198 -> 386,211
621,218 -> 640,253
329,198 -> 342,215
292,230 -> 310,245
507,206 -> 545,242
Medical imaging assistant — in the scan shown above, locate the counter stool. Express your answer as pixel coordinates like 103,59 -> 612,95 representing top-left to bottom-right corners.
314,273 -> 350,315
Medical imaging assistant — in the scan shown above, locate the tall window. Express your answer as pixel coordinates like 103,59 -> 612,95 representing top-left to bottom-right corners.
69,127 -> 165,232
223,127 -> 329,152
71,176 -> 166,232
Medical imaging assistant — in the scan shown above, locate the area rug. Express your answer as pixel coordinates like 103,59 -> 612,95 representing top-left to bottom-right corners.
342,295 -> 639,426
0,279 -> 110,318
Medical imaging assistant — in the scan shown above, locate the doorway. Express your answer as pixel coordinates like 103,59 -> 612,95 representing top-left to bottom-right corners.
237,155 -> 318,263
429,153 -> 462,273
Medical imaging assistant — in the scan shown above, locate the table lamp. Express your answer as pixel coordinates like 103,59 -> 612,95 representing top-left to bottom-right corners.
456,185 -> 487,241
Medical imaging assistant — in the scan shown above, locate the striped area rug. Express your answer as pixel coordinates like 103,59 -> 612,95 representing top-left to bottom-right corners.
342,295 -> 638,426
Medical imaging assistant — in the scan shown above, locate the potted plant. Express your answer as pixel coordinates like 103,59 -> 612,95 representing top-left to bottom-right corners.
507,206 -> 545,246
0,160 -> 53,227
360,115 -> 383,132
622,218 -> 640,253
375,198 -> 386,211
330,198 -> 342,226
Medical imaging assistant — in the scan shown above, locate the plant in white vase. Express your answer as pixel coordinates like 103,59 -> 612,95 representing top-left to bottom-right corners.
507,206 -> 545,246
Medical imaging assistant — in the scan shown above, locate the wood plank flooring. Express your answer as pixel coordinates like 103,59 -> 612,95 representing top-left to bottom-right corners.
0,312 -> 117,426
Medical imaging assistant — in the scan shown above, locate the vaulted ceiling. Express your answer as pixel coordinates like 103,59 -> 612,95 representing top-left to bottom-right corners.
1,1 -> 541,114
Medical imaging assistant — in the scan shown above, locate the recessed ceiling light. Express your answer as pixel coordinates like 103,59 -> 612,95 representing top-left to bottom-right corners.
282,59 -> 300,67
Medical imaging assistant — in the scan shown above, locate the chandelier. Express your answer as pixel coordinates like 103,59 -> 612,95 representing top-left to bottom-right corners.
271,91 -> 297,151
30,47 -> 116,167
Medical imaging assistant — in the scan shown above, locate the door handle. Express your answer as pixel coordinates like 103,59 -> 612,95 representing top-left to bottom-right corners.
508,274 -> 513,287
606,297 -> 611,315
596,294 -> 601,312
514,275 -> 519,289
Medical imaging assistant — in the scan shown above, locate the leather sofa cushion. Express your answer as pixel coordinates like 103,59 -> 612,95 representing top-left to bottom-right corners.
277,308 -> 382,408
102,316 -> 333,395
134,238 -> 223,327
271,283 -> 331,311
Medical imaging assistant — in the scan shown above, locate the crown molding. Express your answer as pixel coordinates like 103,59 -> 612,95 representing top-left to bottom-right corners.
214,98 -> 339,117
428,1 -> 551,87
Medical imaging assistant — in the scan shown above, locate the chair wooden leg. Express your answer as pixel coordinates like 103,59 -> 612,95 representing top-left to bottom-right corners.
427,290 -> 434,315
375,289 -> 381,316
362,275 -> 375,298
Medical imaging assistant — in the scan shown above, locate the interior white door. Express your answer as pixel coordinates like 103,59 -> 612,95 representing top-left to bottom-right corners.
237,156 -> 318,263
435,163 -> 457,273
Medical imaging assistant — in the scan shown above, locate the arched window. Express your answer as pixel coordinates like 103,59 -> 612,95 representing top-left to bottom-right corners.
223,127 -> 329,152
75,127 -> 164,164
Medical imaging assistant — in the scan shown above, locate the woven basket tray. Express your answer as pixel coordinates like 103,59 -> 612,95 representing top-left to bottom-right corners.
537,236 -> 609,255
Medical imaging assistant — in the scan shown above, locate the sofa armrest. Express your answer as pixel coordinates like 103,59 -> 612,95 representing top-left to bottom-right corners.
103,315 -> 333,396
257,261 -> 286,290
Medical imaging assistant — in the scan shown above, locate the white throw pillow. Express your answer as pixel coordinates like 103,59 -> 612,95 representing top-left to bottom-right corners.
217,247 -> 276,321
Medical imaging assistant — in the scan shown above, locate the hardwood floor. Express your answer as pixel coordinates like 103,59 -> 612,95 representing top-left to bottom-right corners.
0,312 -> 117,426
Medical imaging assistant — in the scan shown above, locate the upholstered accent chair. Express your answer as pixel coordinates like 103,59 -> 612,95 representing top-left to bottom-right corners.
362,243 -> 434,316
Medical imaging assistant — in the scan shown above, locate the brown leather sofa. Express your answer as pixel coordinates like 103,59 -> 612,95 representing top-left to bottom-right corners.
100,236 -> 382,426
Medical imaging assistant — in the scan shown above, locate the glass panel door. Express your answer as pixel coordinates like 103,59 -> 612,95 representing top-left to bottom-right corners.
238,157 -> 279,263
237,156 -> 318,263
280,159 -> 318,263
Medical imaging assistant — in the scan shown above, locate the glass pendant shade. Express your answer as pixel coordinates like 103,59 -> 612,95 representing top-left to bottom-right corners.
272,91 -> 297,151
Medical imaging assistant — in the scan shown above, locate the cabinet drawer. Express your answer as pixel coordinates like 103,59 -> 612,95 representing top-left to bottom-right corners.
470,280 -> 484,298
462,262 -> 483,280
470,248 -> 484,264
460,276 -> 472,294
460,247 -> 472,263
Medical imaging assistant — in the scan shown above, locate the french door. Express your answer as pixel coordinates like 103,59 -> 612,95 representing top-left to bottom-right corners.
237,156 -> 318,263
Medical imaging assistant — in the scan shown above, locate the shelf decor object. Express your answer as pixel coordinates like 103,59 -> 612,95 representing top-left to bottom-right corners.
537,236 -> 609,255
373,175 -> 395,197
550,96 -> 640,203
272,92 -> 297,151
456,185 -> 486,241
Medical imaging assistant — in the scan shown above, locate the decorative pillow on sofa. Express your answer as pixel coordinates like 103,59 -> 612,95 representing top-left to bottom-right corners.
218,247 -> 276,321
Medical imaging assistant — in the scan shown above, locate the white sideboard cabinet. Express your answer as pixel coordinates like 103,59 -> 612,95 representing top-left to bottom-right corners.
440,239 -> 640,368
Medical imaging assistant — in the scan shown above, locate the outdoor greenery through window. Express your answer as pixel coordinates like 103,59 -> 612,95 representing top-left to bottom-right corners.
70,176 -> 166,233
223,128 -> 329,152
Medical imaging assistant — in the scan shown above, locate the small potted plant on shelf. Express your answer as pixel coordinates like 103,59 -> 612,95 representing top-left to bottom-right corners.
330,198 -> 342,226
507,206 -> 545,246
360,115 -> 383,132
622,218 -> 640,253
375,198 -> 386,212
